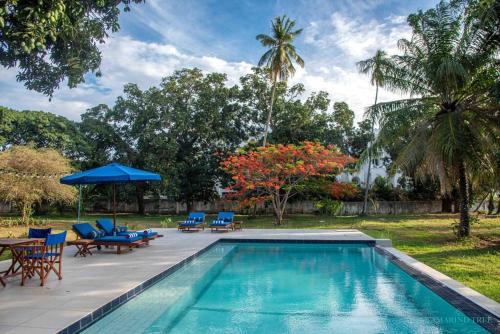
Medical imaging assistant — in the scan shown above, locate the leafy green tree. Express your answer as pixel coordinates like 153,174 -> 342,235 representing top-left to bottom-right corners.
237,68 -> 358,151
0,106 -> 89,161
83,68 -> 255,212
0,0 -> 143,96
270,86 -> 335,145
79,105 -> 123,168
356,49 -> 394,216
349,119 -> 373,158
367,0 -> 499,237
156,69 -> 255,210
331,102 -> 355,153
257,15 -> 305,146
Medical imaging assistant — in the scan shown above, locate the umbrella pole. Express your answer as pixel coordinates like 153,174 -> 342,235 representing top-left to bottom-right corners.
77,185 -> 82,223
113,183 -> 117,235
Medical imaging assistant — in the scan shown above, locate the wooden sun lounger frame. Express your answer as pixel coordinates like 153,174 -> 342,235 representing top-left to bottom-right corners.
209,222 -> 234,232
176,221 -> 205,232
72,228 -> 147,255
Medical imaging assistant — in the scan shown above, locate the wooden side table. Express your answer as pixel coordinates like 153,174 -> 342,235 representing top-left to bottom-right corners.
67,239 -> 95,257
0,238 -> 44,285
233,221 -> 243,231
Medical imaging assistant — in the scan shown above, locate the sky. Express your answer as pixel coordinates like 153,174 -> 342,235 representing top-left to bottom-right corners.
0,0 -> 438,122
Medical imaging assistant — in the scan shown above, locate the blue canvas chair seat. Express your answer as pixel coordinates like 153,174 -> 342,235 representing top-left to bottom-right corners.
20,231 -> 67,286
24,252 -> 60,259
177,212 -> 205,232
96,219 -> 158,238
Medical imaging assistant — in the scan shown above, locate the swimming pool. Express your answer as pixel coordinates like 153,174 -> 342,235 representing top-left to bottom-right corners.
80,242 -> 491,333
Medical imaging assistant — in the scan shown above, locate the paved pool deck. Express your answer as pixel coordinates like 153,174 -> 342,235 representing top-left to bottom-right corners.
0,228 -> 498,334
0,228 -> 373,334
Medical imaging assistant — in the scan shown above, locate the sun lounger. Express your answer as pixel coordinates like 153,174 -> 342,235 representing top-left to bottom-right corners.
72,223 -> 146,254
177,212 -> 205,232
96,218 -> 161,244
209,211 -> 235,232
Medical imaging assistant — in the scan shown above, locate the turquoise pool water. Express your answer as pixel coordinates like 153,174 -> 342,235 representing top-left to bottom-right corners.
81,243 -> 488,333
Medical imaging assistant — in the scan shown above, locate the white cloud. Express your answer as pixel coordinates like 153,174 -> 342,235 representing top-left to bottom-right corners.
297,11 -> 411,120
0,7 -> 412,123
0,36 -> 253,120
304,12 -> 411,59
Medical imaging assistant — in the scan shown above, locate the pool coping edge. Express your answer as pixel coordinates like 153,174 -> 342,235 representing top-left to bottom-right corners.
58,239 -> 222,334
376,245 -> 499,333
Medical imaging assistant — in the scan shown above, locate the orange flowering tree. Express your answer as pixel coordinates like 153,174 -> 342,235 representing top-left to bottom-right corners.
221,141 -> 355,225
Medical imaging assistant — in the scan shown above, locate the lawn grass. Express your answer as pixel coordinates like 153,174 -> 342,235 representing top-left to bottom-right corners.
1,212 -> 499,302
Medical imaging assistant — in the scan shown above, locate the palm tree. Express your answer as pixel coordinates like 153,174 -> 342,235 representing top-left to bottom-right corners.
356,50 -> 394,215
256,15 -> 305,146
365,1 -> 499,237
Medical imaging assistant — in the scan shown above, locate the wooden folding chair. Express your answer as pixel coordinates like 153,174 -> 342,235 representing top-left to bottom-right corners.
20,231 -> 67,286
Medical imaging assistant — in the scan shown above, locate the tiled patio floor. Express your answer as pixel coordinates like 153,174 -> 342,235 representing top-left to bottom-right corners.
0,228 -> 373,334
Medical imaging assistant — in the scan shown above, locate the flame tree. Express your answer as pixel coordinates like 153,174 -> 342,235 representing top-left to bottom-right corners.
222,141 -> 354,225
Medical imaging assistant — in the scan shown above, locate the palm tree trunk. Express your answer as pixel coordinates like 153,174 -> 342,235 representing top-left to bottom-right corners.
457,160 -> 470,237
362,85 -> 378,215
262,82 -> 276,146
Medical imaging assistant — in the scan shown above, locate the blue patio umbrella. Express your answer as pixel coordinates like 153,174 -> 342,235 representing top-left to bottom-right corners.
60,163 -> 161,229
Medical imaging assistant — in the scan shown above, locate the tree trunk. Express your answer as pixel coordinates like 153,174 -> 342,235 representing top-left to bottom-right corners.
487,193 -> 494,215
262,82 -> 277,147
496,196 -> 500,215
442,194 -> 453,212
473,194 -> 488,212
362,84 -> 378,215
136,182 -> 145,215
186,198 -> 193,214
457,161 -> 470,237
453,198 -> 460,213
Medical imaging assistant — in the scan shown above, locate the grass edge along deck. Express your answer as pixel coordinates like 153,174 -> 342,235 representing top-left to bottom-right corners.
59,239 -> 499,334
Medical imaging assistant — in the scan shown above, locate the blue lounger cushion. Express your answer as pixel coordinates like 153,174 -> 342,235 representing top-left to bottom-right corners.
116,228 -> 158,238
96,235 -> 142,243
73,223 -> 141,243
210,220 -> 232,226
96,218 -> 120,236
116,231 -> 158,236
96,218 -> 158,238
180,220 -> 203,227
217,212 -> 234,222
73,223 -> 100,239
